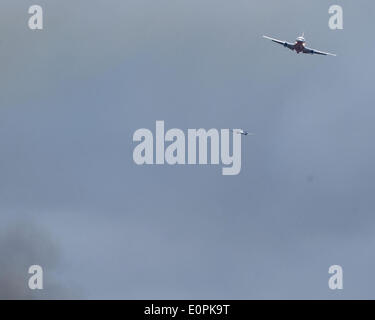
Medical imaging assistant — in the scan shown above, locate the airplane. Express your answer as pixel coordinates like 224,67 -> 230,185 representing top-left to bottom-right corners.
231,129 -> 254,136
262,33 -> 336,56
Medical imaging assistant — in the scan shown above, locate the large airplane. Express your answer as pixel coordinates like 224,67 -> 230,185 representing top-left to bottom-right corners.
263,33 -> 336,56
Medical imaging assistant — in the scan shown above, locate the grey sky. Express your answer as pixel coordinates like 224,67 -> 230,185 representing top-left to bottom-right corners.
0,0 -> 375,299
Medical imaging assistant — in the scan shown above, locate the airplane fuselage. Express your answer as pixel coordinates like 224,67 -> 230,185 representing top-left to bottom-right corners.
294,40 -> 305,53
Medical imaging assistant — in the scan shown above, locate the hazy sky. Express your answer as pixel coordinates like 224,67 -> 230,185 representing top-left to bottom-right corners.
1,0 -> 375,299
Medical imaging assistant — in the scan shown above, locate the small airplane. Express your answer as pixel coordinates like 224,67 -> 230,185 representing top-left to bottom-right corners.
263,33 -> 336,56
231,129 -> 254,136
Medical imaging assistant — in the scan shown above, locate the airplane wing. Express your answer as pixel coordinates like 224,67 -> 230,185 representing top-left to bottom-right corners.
303,47 -> 336,56
263,35 -> 294,51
